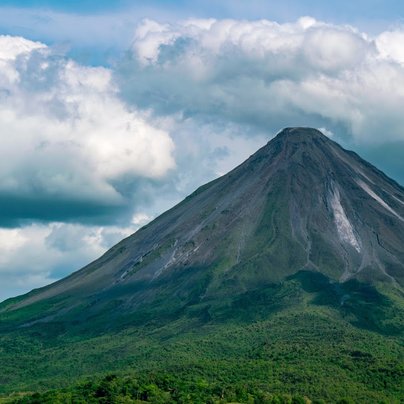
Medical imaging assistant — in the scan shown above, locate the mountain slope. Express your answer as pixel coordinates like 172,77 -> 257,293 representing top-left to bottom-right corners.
1,127 -> 404,328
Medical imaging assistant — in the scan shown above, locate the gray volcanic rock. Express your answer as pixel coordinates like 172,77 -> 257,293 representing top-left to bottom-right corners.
3,127 -> 404,324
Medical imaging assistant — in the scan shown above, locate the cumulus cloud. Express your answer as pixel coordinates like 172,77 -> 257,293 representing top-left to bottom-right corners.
376,30 -> 404,64
0,35 -> 175,226
118,17 -> 404,144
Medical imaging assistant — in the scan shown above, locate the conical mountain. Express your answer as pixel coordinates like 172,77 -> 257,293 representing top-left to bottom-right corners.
2,127 -> 404,327
1,128 -> 404,402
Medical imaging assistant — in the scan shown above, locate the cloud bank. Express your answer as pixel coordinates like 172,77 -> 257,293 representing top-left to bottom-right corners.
120,17 -> 404,143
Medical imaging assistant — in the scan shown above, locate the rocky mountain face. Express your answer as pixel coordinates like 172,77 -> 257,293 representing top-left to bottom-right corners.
2,127 -> 404,327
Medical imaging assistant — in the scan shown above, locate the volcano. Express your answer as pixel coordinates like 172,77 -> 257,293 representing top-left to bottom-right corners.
1,127 -> 403,402
2,127 -> 404,326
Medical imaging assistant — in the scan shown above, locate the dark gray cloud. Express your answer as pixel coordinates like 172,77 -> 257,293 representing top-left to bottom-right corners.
0,193 -> 127,227
359,142 -> 404,186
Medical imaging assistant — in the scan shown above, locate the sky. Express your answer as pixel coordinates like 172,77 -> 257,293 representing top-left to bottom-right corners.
0,0 -> 404,301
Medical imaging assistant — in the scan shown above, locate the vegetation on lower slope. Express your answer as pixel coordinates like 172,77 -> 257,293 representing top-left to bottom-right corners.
0,274 -> 403,403
2,373 -> 322,403
1,312 -> 402,403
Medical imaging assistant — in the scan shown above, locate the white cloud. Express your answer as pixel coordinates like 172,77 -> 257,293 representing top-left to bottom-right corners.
122,18 -> 404,143
318,127 -> 334,138
133,19 -> 181,65
376,30 -> 404,64
0,35 -> 175,224
0,35 -> 45,83
302,25 -> 369,71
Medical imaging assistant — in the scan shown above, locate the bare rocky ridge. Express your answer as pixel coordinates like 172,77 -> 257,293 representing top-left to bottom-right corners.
3,127 -> 404,323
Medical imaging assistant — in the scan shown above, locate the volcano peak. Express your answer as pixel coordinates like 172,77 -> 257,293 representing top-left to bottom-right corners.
255,127 -> 334,168
274,127 -> 329,145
